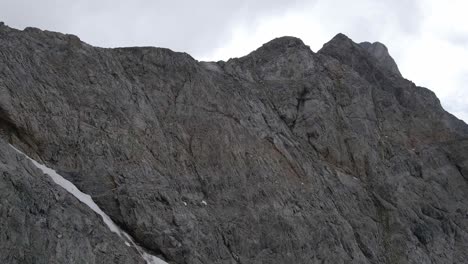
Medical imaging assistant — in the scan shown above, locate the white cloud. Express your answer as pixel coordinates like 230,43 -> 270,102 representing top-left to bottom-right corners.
395,0 -> 468,122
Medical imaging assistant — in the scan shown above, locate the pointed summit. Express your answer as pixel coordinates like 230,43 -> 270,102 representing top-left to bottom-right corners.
225,36 -> 315,81
260,36 -> 308,50
320,33 -> 355,50
318,33 -> 362,61
319,33 -> 402,78
247,36 -> 311,59
228,36 -> 312,65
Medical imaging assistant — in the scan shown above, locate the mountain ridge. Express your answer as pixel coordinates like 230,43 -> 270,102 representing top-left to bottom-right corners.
0,22 -> 467,264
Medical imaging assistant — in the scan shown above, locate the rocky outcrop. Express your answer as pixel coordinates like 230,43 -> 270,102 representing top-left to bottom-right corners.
360,41 -> 401,77
0,23 -> 467,264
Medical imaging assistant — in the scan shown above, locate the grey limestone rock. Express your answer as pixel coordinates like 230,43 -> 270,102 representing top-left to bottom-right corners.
0,139 -> 145,264
0,22 -> 467,264
360,41 -> 402,77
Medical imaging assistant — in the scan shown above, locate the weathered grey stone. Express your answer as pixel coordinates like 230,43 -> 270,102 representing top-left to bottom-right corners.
0,23 -> 467,264
360,41 -> 402,77
0,139 -> 145,264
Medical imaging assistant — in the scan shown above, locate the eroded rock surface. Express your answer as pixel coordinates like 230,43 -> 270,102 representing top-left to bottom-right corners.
360,41 -> 401,77
0,140 -> 145,264
0,23 -> 467,263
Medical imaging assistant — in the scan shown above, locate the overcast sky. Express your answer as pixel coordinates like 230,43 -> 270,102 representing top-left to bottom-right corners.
1,0 -> 467,122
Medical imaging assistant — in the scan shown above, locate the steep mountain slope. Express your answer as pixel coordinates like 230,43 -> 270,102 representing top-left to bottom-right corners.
0,23 -> 467,264
0,140 -> 145,264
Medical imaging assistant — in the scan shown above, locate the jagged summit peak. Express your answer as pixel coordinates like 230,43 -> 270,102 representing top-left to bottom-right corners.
225,36 -> 315,80
322,33 -> 355,48
331,33 -> 351,41
261,36 -> 307,49
246,36 -> 310,58
319,33 -> 402,77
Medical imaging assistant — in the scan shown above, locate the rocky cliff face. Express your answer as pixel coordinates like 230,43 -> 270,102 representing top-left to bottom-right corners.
0,23 -> 467,264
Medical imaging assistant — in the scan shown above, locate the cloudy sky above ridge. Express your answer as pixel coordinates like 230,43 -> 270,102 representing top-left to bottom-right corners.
1,0 -> 467,122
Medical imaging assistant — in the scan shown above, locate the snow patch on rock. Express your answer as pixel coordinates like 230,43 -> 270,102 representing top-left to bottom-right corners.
10,144 -> 167,264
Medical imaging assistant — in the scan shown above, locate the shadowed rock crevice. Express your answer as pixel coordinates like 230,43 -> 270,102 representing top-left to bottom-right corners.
0,106 -> 39,156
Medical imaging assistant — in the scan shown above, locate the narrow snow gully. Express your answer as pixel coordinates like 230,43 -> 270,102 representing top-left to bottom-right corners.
10,144 -> 167,264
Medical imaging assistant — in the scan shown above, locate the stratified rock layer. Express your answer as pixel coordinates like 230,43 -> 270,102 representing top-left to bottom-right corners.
0,23 -> 467,264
